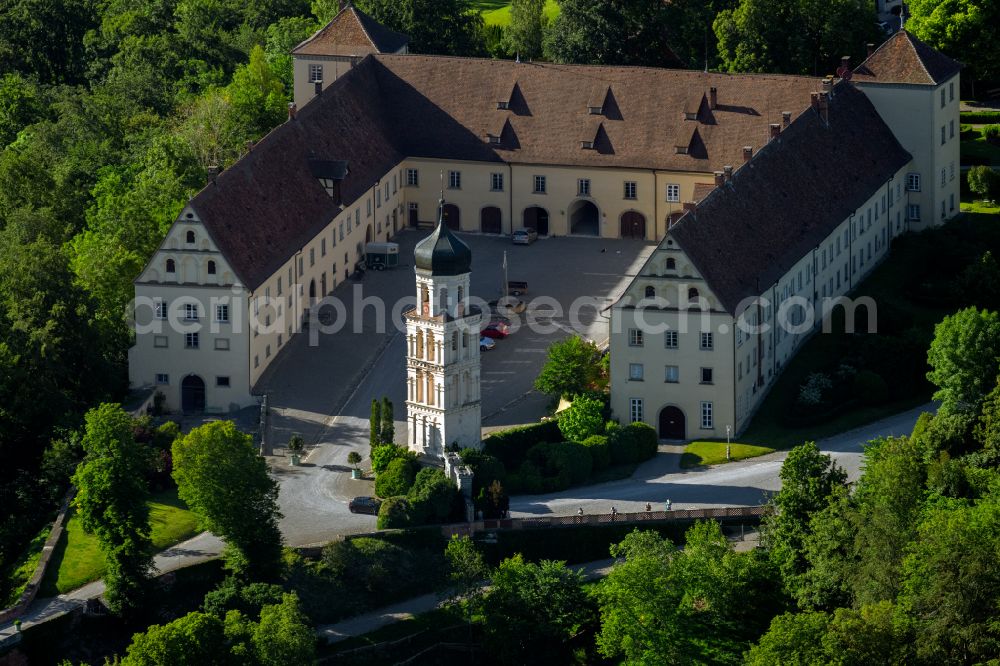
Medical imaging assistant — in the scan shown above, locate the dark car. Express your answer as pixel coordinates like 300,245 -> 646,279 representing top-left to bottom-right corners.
348,496 -> 381,515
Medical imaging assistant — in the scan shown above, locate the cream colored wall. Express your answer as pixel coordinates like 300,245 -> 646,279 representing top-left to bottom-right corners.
399,158 -> 712,240
293,55 -> 365,109
855,74 -> 960,231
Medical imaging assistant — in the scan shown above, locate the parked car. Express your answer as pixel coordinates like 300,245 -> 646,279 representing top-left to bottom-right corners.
480,336 -> 496,351
497,299 -> 526,315
349,496 -> 381,515
507,280 -> 528,296
481,323 -> 509,339
512,228 -> 538,245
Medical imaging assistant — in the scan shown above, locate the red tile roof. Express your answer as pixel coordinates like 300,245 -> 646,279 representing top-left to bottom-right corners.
292,5 -> 409,56
853,30 -> 961,86
669,83 -> 911,315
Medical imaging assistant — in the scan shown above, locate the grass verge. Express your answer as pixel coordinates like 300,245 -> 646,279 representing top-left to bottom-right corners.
39,488 -> 199,596
680,442 -> 775,468
1,525 -> 52,607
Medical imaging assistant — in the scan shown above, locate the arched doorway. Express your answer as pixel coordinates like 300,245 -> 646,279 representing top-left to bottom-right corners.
480,206 -> 502,234
620,211 -> 646,239
181,375 -> 206,413
658,406 -> 685,440
443,204 -> 460,230
569,200 -> 599,236
365,224 -> 372,243
522,206 -> 549,235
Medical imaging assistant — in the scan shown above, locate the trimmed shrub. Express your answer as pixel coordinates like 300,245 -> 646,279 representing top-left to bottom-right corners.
459,448 -> 507,497
852,370 -> 889,405
507,460 -> 544,494
608,422 -> 658,464
581,434 -> 610,470
526,441 -> 592,492
961,111 -> 1000,124
376,496 -> 413,529
202,577 -> 284,617
375,457 -> 418,498
984,124 -> 1000,144
371,444 -> 410,474
482,420 -> 563,468
558,394 -> 605,442
407,468 -> 460,524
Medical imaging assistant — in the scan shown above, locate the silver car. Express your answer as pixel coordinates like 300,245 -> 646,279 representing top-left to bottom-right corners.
512,228 -> 538,245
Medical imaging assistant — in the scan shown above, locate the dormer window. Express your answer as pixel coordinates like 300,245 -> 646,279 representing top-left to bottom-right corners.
496,101 -> 509,110
588,106 -> 602,115
166,259 -> 176,273
318,178 -> 336,197
207,260 -> 216,275
580,140 -> 595,149
666,258 -> 676,271
186,230 -> 195,244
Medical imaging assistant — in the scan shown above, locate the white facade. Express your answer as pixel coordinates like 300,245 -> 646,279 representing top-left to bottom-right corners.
404,259 -> 482,458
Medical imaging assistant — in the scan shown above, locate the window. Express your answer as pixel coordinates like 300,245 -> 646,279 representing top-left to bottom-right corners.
215,304 -> 229,323
214,338 -> 230,350
941,168 -> 946,187
666,183 -> 680,202
665,365 -> 679,383
278,334 -> 283,347
941,126 -> 946,145
908,204 -> 921,221
183,303 -> 199,320
255,355 -> 259,368
266,344 -> 271,358
448,170 -> 461,189
578,178 -> 591,196
186,230 -> 195,244
700,332 -> 713,350
490,173 -> 504,191
628,328 -> 644,347
940,88 -> 946,108
665,330 -> 678,348
207,260 -> 216,275
155,373 -> 169,385
153,336 -> 168,348
688,287 -> 700,301
406,169 -> 418,186
533,175 -> 546,193
949,81 -> 954,101
367,199 -> 371,217
309,63 -> 323,83
644,285 -> 655,298
154,299 -> 167,320
665,257 -> 676,271
624,181 -> 637,199
298,256 -> 304,276
950,161 -> 955,182
700,401 -> 714,429
950,119 -> 955,139
309,247 -> 315,267
354,209 -> 359,229
185,332 -> 199,349
701,368 -> 713,384
629,398 -> 643,423
628,363 -> 644,381
166,259 -> 176,273
321,238 -> 326,257
950,193 -> 955,212
216,376 -> 230,387
907,173 -> 921,192
339,222 -> 344,240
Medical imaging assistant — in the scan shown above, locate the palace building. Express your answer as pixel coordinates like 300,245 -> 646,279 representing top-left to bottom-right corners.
127,4 -> 959,429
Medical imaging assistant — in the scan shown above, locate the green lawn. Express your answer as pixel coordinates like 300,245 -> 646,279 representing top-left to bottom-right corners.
39,488 -> 200,596
960,126 -> 1000,165
473,0 -> 560,26
680,442 -> 775,468
1,525 -> 52,607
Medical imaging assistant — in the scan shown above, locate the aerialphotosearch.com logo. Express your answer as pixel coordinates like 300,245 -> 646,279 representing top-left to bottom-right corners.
128,284 -> 878,343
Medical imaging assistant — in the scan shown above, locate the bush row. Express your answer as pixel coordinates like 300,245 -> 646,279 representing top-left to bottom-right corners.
961,111 -> 1000,124
482,420 -> 563,468
376,466 -> 465,529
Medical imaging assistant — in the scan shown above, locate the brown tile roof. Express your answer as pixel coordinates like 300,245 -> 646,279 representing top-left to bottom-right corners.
292,5 -> 409,57
853,30 -> 961,86
373,55 -> 819,172
692,182 -> 715,202
669,82 -> 911,315
190,58 -> 403,289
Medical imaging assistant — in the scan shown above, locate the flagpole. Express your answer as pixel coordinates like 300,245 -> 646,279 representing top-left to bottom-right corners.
503,251 -> 509,299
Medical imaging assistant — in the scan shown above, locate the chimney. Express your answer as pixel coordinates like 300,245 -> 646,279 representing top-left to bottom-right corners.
840,55 -> 850,72
709,86 -> 718,110
714,171 -> 724,187
245,140 -> 254,152
207,165 -> 219,184
287,102 -> 297,121
742,145 -> 753,163
817,92 -> 829,123
821,77 -> 834,95
723,165 -> 733,182
314,80 -> 322,97
782,111 -> 792,127
810,92 -> 820,111
866,43 -> 875,58
682,201 -> 697,213
769,123 -> 781,141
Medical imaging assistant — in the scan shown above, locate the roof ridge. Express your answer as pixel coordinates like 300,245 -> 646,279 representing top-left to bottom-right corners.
347,6 -> 379,50
902,31 -> 935,84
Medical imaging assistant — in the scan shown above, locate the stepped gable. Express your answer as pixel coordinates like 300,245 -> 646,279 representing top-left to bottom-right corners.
669,83 -> 912,315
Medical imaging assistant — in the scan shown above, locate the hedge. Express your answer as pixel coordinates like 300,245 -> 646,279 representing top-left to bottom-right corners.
607,422 -> 658,464
479,523 -> 691,566
581,435 -> 610,470
374,457 -> 418,498
961,111 -> 1000,124
482,420 -> 563,468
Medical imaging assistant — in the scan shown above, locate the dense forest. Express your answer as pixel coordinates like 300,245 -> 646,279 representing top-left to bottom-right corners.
0,0 -> 992,594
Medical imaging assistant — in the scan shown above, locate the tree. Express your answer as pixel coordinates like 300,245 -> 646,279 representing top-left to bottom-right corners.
544,0 -> 684,67
380,396 -> 394,446
370,398 -> 381,450
251,593 -> 317,666
534,336 -> 601,397
745,610 -> 829,665
558,394 -> 605,442
355,0 -> 485,56
763,441 -> 847,592
0,0 -> 97,84
968,166 -> 1000,201
907,0 -> 1000,85
714,0 -> 879,75
347,451 -> 362,469
407,467 -> 459,524
376,495 -> 414,528
374,456 -> 418,498
71,403 -> 154,615
482,555 -> 593,664
172,421 -> 283,578
119,611 -> 228,666
226,44 -> 288,142
371,443 -> 407,474
443,535 -> 488,649
926,307 -> 1000,415
502,0 -> 545,60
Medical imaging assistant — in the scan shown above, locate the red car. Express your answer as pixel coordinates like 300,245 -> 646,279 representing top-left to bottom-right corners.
481,323 -> 509,339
